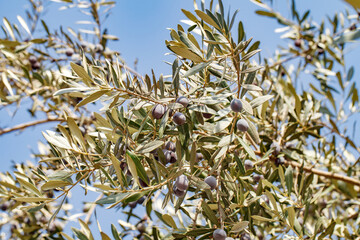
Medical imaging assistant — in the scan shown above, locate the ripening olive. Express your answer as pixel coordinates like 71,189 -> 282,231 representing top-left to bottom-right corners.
29,55 -> 37,64
294,39 -> 301,48
169,151 -> 177,163
163,150 -> 172,163
196,152 -> 204,161
65,48 -> 74,57
128,201 -> 137,208
240,232 -> 251,240
202,112 -> 213,119
204,176 -> 217,190
173,112 -> 186,125
176,96 -> 189,108
175,175 -> 189,191
165,141 -> 176,151
173,185 -> 186,197
31,61 -> 41,70
244,160 -> 254,171
230,99 -> 243,112
253,174 -> 264,183
137,223 -> 146,233
270,142 -> 281,154
236,119 -> 249,132
213,229 -> 227,240
152,104 -> 166,119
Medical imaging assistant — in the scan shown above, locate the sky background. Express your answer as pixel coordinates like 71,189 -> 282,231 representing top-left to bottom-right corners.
0,0 -> 359,239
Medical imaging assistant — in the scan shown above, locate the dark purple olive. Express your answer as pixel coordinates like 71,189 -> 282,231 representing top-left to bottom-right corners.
175,175 -> 188,191
31,61 -> 40,70
196,152 -> 203,161
137,196 -> 146,204
163,149 -> 172,163
350,23 -> 357,31
240,232 -> 251,240
202,112 -> 213,119
236,119 -> 249,132
176,96 -> 189,108
29,55 -> 37,64
128,201 -> 137,208
65,48 -> 74,57
270,142 -> 281,154
213,229 -> 227,240
173,112 -> 186,125
275,156 -> 285,166
169,151 -> 177,163
165,141 -> 176,151
0,202 -> 9,211
204,176 -> 217,190
173,185 -> 186,197
253,174 -> 264,183
137,223 -> 146,233
230,99 -> 243,112
244,160 -> 254,171
152,104 -> 166,119
294,39 -> 301,48
139,177 -> 149,188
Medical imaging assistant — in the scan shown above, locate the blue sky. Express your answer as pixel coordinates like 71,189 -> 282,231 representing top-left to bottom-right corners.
0,0 -> 358,238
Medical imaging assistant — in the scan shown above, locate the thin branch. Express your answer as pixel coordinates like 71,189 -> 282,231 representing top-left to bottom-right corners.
0,117 -> 65,136
284,159 -> 360,187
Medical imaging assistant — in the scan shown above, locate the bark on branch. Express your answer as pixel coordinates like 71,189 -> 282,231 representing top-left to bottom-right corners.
0,118 -> 65,136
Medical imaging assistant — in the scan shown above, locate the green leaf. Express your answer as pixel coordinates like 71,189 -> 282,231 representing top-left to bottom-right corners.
201,201 -> 219,227
168,45 -> 203,63
162,214 -> 177,229
43,130 -> 72,150
41,180 -> 72,191
70,62 -> 93,85
76,89 -> 109,108
334,29 -> 360,44
136,140 -> 164,154
251,215 -> 276,222
14,197 -> 52,202
214,118 -> 232,133
237,137 -> 256,159
183,62 -> 212,78
96,193 -> 130,205
250,95 -> 273,108
126,151 -> 148,186
285,166 -> 293,194
230,221 -> 249,233
195,10 -> 221,29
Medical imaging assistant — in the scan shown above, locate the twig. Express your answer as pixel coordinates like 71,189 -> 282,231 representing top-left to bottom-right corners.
0,117 -> 65,136
84,193 -> 104,224
284,159 -> 360,187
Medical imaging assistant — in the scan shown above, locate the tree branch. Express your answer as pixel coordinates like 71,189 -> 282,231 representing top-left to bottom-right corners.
0,117 -> 65,136
284,159 -> 360,187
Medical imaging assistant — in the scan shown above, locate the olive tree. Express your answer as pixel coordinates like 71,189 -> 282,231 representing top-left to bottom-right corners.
0,0 -> 360,239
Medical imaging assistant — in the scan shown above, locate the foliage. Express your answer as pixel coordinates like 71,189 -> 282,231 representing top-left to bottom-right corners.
0,0 -> 360,239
